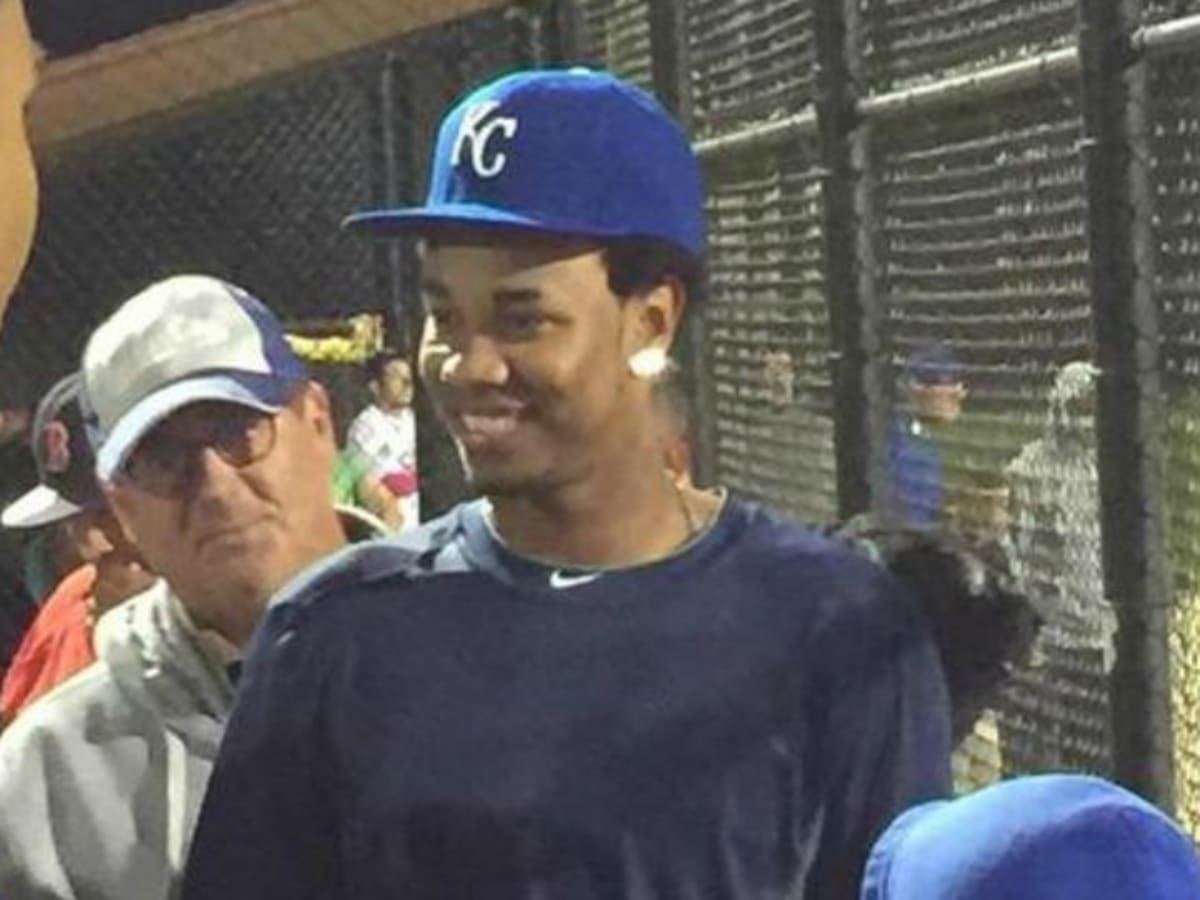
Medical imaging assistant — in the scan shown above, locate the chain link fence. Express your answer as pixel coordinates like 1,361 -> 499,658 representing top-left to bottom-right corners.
6,0 -> 1200,837
873,82 -> 1111,787
1154,45 -> 1200,838
571,0 -> 1200,832
703,144 -> 837,524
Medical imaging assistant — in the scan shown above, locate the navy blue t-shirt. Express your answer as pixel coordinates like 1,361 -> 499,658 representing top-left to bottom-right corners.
182,498 -> 951,900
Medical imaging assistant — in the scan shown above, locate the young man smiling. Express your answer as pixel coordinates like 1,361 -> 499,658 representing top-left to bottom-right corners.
183,69 -> 952,900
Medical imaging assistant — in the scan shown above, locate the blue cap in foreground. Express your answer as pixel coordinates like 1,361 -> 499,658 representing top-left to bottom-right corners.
861,774 -> 1200,900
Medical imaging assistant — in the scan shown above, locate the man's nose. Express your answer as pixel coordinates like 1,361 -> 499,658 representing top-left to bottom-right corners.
179,445 -> 244,498
440,334 -> 509,388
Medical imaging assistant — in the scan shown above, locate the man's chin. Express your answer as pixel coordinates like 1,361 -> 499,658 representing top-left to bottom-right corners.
462,458 -> 552,498
465,471 -> 531,498
204,561 -> 284,606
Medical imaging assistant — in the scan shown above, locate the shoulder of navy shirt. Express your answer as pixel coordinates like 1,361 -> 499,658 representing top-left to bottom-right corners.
250,496 -> 930,674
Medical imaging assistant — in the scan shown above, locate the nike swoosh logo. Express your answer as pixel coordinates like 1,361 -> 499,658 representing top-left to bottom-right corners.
548,570 -> 603,589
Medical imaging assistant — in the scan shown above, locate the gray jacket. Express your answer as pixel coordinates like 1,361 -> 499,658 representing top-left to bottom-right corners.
0,579 -> 235,900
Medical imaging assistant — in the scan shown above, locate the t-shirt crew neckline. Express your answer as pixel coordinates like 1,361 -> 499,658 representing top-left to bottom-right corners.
457,491 -> 737,602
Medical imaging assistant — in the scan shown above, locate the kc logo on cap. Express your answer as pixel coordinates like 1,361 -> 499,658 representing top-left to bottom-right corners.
450,101 -> 519,179
343,68 -> 707,259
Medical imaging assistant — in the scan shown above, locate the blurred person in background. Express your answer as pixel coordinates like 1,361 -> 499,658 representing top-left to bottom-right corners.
1003,360 -> 1115,773
938,469 -> 1020,790
860,774 -> 1200,900
0,372 -> 153,724
888,344 -> 968,526
0,274 -> 348,900
331,445 -> 403,531
0,0 -> 39,323
346,349 -> 420,528
946,469 -> 1013,551
312,366 -> 402,531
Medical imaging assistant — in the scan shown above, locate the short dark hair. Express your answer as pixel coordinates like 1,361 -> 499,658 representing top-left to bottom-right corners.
601,238 -> 704,304
364,349 -> 408,385
419,230 -> 704,304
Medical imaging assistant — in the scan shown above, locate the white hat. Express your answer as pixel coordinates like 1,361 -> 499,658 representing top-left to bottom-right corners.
82,274 -> 307,481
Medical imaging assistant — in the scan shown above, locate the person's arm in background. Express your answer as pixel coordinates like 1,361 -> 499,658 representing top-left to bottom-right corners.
356,469 -> 403,532
344,409 -> 379,473
804,561 -> 952,900
181,599 -> 342,900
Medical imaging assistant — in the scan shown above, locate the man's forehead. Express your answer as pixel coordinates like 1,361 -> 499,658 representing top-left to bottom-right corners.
420,239 -> 606,299
421,229 -> 601,266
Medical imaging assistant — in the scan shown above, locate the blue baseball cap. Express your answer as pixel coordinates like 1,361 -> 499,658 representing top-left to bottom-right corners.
861,774 -> 1200,900
344,68 -> 706,258
81,275 -> 307,482
904,343 -> 965,386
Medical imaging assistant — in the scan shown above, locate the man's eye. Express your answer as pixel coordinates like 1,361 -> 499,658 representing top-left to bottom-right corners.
134,438 -> 177,470
211,424 -> 245,449
216,414 -> 260,445
498,309 -> 548,337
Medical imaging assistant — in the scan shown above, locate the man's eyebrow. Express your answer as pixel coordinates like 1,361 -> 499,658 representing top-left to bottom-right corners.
493,287 -> 543,305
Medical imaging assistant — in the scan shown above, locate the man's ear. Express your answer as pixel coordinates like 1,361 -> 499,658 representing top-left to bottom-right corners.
101,484 -> 141,547
620,276 -> 687,365
299,381 -> 335,441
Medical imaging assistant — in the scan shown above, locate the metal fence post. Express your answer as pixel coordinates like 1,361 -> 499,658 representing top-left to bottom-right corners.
813,0 -> 884,519
509,0 -> 568,67
535,0 -> 581,64
1078,0 -> 1175,809
647,0 -> 691,124
375,52 -> 414,351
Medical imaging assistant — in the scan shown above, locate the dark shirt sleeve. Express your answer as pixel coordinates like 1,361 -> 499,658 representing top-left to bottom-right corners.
804,563 -> 953,900
181,601 -> 341,900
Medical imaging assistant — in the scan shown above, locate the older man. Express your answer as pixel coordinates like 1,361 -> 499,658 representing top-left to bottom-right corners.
0,274 -> 347,899
0,0 -> 39,323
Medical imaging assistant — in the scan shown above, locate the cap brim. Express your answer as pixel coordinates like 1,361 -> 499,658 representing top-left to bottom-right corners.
95,372 -> 293,482
343,202 -> 657,245
1,484 -> 85,529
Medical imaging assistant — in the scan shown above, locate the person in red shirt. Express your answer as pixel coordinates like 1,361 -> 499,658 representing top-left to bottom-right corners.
0,372 -> 153,722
